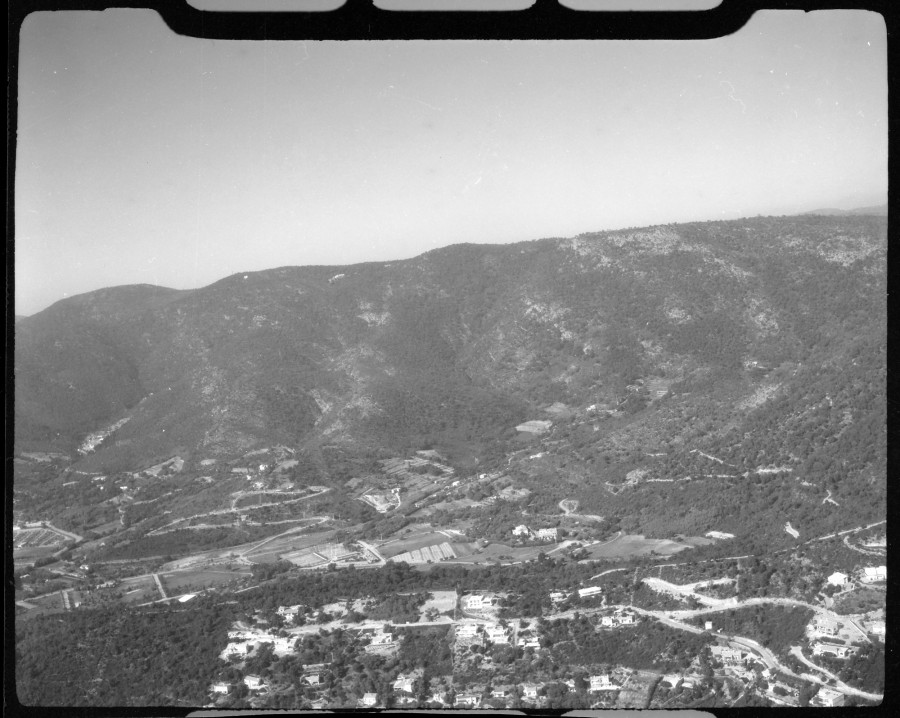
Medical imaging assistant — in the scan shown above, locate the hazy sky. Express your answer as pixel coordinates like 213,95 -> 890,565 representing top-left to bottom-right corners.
15,9 -> 886,315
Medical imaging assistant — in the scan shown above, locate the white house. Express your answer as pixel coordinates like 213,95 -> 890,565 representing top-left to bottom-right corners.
868,620 -> 885,639
522,683 -> 541,699
393,676 -> 415,694
370,631 -> 393,645
485,625 -> 510,644
209,682 -> 230,694
270,636 -> 295,652
815,687 -> 845,707
224,642 -> 253,657
455,693 -> 481,707
276,604 -> 303,618
243,675 -> 265,691
861,566 -> 887,583
464,594 -> 489,611
303,673 -> 321,686
513,525 -> 532,537
360,692 -> 378,707
589,674 -> 617,691
814,616 -> 840,636
535,527 -> 558,542
826,571 -> 849,587
600,616 -> 615,627
812,642 -> 855,659
710,646 -> 743,664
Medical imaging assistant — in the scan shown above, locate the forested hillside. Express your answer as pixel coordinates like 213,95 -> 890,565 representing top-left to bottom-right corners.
14,214 -> 886,542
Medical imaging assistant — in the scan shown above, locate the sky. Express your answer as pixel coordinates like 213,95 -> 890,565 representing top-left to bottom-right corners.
15,9 -> 887,316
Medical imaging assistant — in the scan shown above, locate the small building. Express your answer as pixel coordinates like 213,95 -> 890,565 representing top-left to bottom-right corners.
464,594 -> 489,611
617,612 -> 635,625
827,571 -> 849,587
535,527 -> 558,542
360,692 -> 378,707
521,637 -> 540,649
455,693 -> 481,707
705,621 -> 714,631
812,642 -> 856,659
711,646 -> 744,664
549,591 -> 568,603
513,525 -> 532,537
589,674 -> 617,691
578,586 -> 603,599
868,620 -> 885,639
814,616 -> 841,636
522,683 -> 541,700
243,675 -> 265,691
456,624 -> 480,639
815,687 -> 845,707
600,616 -> 615,627
209,682 -> 230,694
370,631 -> 393,646
276,604 -> 304,618
485,625 -> 510,644
303,673 -> 321,686
861,566 -> 887,583
393,676 -> 415,694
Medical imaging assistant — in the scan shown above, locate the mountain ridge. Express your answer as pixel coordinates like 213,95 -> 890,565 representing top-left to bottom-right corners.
15,215 -> 886,478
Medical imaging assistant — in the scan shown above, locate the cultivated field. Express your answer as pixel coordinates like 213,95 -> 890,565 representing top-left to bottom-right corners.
389,542 -> 457,564
581,534 -> 694,560
449,542 -> 545,564
159,568 -> 250,593
13,528 -> 66,549
379,532 -> 458,559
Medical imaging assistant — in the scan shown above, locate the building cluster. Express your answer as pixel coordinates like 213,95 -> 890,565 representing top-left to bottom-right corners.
462,593 -> 500,613
512,525 -> 559,542
599,611 -> 636,628
221,628 -> 296,659
860,565 -> 886,583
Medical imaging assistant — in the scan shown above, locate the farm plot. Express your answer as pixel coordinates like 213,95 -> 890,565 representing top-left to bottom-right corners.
13,528 -> 65,549
451,542 -> 546,564
240,527 -> 336,563
159,569 -> 249,594
389,542 -> 457,564
581,534 -> 692,560
380,532 -> 457,559
261,541 -> 358,567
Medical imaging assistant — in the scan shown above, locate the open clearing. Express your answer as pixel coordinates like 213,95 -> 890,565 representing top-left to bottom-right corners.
448,542 -> 546,565
580,534 -> 695,559
159,568 -> 249,593
419,590 -> 458,618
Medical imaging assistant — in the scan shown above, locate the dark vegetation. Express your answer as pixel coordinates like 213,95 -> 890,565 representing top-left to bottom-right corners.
15,597 -> 234,706
688,605 -> 814,654
541,614 -> 713,671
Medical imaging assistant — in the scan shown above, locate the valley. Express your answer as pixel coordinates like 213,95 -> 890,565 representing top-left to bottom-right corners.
13,214 -> 886,708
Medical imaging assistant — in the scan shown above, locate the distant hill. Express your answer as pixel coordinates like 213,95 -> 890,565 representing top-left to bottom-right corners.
14,215 -> 886,499
802,203 -> 887,216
